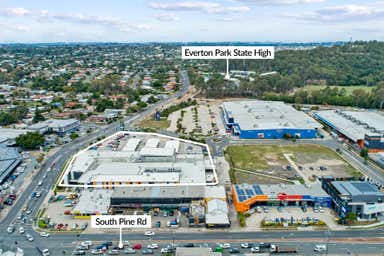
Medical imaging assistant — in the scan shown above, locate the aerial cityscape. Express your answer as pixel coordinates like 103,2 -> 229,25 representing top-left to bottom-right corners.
1,0 -> 384,255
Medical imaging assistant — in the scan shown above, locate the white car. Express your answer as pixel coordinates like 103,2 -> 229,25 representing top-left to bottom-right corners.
160,248 -> 172,254
19,227 -> 25,234
147,243 -> 158,249
7,226 -> 14,234
241,243 -> 251,248
38,180 -> 43,186
251,247 -> 260,253
144,231 -> 155,236
82,240 -> 92,246
91,249 -> 103,255
25,234 -> 34,242
314,244 -> 327,252
40,232 -> 50,237
222,243 -> 231,249
42,249 -> 50,256
124,248 -> 136,254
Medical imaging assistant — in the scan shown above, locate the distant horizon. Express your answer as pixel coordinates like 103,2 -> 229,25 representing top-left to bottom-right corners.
0,40 -> 351,45
1,1 -> 383,42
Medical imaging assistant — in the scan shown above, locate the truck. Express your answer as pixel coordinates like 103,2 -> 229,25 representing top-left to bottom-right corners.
270,244 -> 297,254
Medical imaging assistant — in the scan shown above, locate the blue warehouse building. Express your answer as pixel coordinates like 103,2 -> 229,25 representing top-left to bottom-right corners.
222,101 -> 321,139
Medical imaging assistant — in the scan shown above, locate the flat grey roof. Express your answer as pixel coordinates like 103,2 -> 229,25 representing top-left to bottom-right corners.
332,181 -> 383,197
259,182 -> 329,197
315,110 -> 384,141
223,101 -> 321,131
0,128 -> 32,143
0,146 -> 21,183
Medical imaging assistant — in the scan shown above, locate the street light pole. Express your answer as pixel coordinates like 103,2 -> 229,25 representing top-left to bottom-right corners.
118,227 -> 123,249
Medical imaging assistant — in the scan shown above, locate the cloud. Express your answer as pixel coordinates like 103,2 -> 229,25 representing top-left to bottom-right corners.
154,13 -> 179,21
284,4 -> 384,22
149,1 -> 249,14
235,0 -> 325,5
0,7 -> 150,32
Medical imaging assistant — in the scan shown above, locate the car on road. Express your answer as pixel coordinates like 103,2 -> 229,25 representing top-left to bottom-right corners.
38,180 -> 43,186
144,231 -> 155,236
314,244 -> 327,252
41,249 -> 50,256
124,248 -> 136,254
19,227 -> 24,234
147,243 -> 158,249
142,249 -> 154,254
25,233 -> 34,242
40,232 -> 50,237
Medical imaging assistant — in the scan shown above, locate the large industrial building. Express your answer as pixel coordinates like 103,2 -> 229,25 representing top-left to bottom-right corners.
314,110 -> 384,152
322,177 -> 384,220
59,132 -> 217,187
29,118 -> 80,136
232,183 -> 332,212
222,101 -> 321,139
0,145 -> 21,184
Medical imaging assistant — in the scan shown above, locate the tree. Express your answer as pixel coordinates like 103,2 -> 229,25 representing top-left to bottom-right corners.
70,133 -> 79,140
32,107 -> 45,124
345,212 -> 357,224
0,111 -> 17,125
16,132 -> 45,149
95,98 -> 114,112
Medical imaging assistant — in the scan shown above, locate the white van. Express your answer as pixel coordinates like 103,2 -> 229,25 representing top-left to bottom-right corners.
314,244 -> 327,252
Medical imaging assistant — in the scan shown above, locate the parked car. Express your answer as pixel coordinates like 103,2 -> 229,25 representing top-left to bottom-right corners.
108,249 -> 119,255
147,243 -> 158,249
229,248 -> 240,254
7,226 -> 14,233
124,248 -> 136,254
142,249 -> 154,254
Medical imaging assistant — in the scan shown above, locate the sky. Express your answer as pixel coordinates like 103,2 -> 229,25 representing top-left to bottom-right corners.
0,0 -> 384,43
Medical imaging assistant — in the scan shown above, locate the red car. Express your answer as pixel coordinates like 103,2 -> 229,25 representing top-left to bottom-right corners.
132,244 -> 142,250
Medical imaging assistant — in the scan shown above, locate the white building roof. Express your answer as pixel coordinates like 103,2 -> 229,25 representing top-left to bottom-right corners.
223,101 -> 321,131
145,138 -> 159,148
123,138 -> 141,151
139,147 -> 175,157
